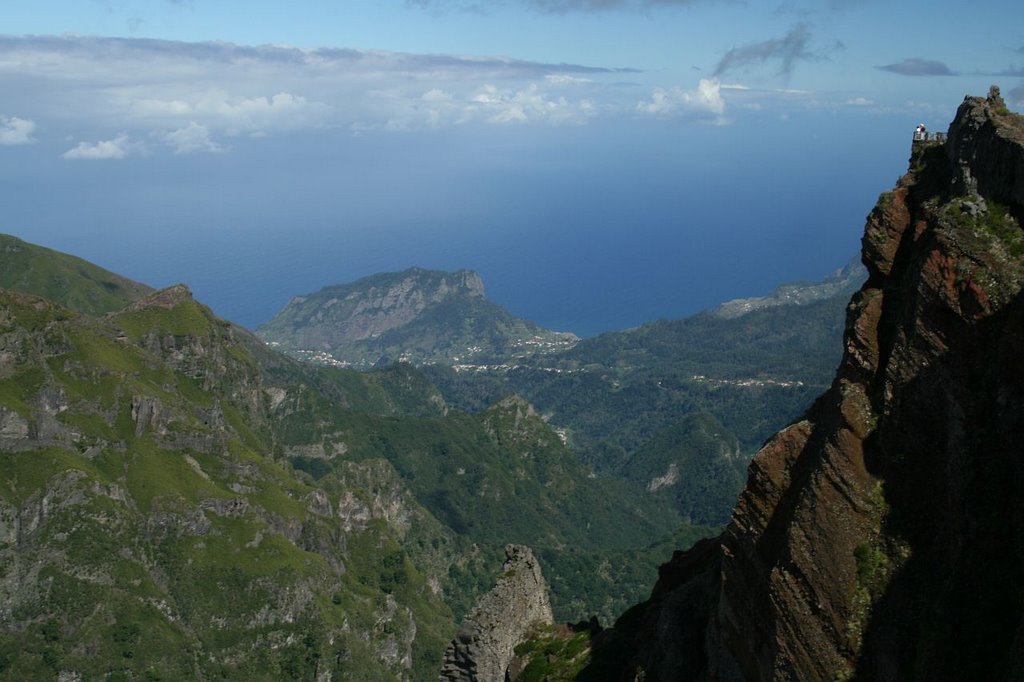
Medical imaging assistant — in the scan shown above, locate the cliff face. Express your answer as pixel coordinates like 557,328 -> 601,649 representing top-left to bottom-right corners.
273,268 -> 487,346
596,88 -> 1024,681
440,545 -> 554,681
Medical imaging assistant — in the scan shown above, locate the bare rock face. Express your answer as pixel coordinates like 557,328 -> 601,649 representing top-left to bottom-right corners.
440,545 -> 554,681
588,89 -> 1024,681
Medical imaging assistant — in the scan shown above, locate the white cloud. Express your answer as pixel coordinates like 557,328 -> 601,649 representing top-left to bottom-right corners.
472,83 -> 594,124
63,134 -> 142,160
162,122 -> 224,154
130,92 -> 329,135
637,78 -> 725,119
545,74 -> 592,85
0,35 -> 753,151
0,36 -> 626,137
355,81 -> 598,131
0,116 -> 36,145
845,96 -> 874,106
421,89 -> 453,102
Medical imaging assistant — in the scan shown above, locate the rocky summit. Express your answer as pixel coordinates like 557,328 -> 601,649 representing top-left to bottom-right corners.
257,267 -> 577,368
584,87 -> 1024,681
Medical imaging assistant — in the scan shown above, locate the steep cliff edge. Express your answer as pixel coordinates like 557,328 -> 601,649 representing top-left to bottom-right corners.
440,545 -> 554,681
589,87 -> 1024,681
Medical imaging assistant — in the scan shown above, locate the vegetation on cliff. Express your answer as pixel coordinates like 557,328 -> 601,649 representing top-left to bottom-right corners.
0,286 -> 459,680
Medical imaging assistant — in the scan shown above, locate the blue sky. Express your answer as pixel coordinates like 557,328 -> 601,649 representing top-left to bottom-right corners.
2,0 -> 1023,334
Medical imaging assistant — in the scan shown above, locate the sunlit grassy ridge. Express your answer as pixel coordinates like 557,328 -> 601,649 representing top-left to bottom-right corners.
0,234 -> 152,316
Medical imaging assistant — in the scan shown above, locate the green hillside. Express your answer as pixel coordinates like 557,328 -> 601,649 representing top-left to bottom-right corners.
424,269 -> 860,525
0,287 -> 457,680
0,233 -> 152,315
272,379 -> 688,622
0,238 -> 712,679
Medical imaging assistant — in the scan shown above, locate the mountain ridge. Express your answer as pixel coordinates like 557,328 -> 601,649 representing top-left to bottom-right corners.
0,233 -> 153,316
710,257 -> 865,320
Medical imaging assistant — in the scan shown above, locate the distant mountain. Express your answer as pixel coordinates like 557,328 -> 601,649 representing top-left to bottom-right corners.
257,267 -> 578,368
0,233 -> 153,315
709,257 -> 865,320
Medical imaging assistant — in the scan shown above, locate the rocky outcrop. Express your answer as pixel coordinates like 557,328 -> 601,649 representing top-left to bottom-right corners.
946,85 -> 1024,204
588,89 -> 1024,681
440,545 -> 554,681
122,282 -> 194,311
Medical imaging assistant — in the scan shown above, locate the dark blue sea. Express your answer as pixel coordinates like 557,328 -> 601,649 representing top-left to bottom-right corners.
4,111 -> 911,336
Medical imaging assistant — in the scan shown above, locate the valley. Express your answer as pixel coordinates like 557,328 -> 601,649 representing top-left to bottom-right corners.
0,228 -> 851,679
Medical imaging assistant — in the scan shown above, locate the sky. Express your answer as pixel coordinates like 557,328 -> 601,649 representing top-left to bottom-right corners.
2,0 -> 1023,336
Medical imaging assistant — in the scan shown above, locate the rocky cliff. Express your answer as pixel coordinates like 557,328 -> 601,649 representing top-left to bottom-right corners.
588,87 -> 1024,681
440,545 -> 554,681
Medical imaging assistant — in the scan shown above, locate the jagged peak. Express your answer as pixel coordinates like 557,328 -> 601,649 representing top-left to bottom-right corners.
479,395 -> 559,448
257,265 -> 574,368
124,283 -> 194,311
946,84 -> 1024,205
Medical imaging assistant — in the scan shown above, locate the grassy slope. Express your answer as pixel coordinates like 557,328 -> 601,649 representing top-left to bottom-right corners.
0,233 -> 152,315
0,289 -> 456,680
